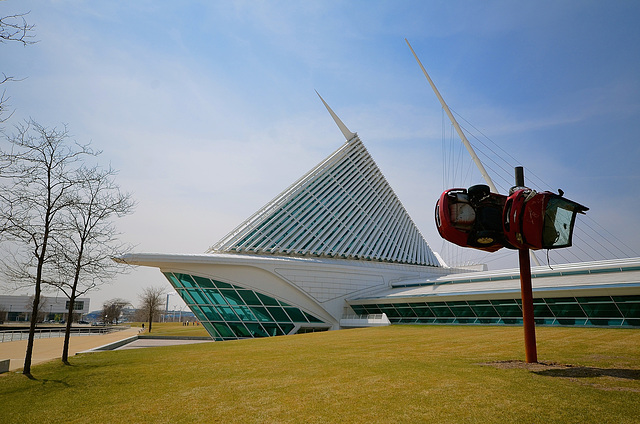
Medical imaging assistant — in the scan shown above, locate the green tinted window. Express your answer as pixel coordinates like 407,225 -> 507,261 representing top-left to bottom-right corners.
616,302 -> 640,317
219,289 -> 243,305
547,301 -> 586,318
175,273 -> 196,288
576,296 -> 613,303
396,307 -> 417,317
213,323 -> 235,338
216,305 -> 238,321
191,306 -> 207,322
413,306 -> 434,318
304,311 -> 324,323
279,324 -> 295,335
613,295 -> 640,302
166,273 -> 327,340
491,300 -> 521,317
491,304 -> 521,317
261,323 -> 284,336
200,306 -> 222,321
212,280 -> 234,289
533,303 -> 554,318
202,322 -> 221,339
257,292 -> 280,306
447,304 -> 475,318
351,305 -> 368,315
203,289 -> 227,305
284,307 -> 307,322
244,323 -> 269,337
193,275 -> 215,288
251,306 -> 273,322
227,322 -> 251,338
237,290 -> 261,305
232,306 -> 256,321
164,273 -> 182,288
267,307 -> 292,322
430,306 -> 454,317
187,289 -> 207,304
469,304 -> 498,318
177,289 -> 195,305
377,305 -> 398,316
580,302 -> 622,318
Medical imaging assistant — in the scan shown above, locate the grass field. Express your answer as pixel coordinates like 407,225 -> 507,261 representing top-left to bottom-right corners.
1,325 -> 638,423
135,322 -> 211,338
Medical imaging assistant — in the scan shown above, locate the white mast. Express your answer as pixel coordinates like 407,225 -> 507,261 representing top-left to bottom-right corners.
315,90 -> 357,142
406,39 -> 541,266
405,38 -> 498,194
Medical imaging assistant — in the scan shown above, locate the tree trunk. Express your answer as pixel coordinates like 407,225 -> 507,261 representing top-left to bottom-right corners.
62,249 -> 83,364
23,282 -> 41,376
62,295 -> 75,364
23,242 -> 48,377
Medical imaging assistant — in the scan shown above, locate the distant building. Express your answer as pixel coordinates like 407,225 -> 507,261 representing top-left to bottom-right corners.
0,294 -> 90,323
116,100 -> 640,341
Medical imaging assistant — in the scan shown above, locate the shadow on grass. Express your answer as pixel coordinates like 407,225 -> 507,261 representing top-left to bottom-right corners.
481,360 -> 640,380
38,378 -> 71,387
533,366 -> 640,380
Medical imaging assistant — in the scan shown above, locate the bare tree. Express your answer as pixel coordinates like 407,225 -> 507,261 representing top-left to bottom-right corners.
1,12 -> 36,123
138,286 -> 164,333
101,298 -> 130,325
49,165 -> 135,363
0,120 -> 95,376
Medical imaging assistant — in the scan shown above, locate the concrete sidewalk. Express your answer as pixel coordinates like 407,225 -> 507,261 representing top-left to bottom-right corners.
0,327 -> 141,372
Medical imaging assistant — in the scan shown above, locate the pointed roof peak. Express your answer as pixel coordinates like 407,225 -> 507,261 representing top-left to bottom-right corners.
315,90 -> 357,142
208,137 -> 440,267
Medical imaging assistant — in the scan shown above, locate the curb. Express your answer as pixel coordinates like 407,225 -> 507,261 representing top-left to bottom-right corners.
78,335 -> 139,353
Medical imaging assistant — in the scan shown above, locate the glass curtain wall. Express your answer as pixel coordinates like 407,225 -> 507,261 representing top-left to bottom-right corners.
351,295 -> 640,327
163,272 -> 328,341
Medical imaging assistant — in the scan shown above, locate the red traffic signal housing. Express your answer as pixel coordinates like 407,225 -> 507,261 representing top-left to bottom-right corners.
503,189 -> 588,250
435,184 -> 588,252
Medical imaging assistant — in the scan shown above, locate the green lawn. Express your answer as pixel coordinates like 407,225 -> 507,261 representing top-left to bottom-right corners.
134,321 -> 211,338
1,325 -> 638,423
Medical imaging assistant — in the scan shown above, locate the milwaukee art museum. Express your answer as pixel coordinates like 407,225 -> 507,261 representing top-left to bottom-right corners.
117,98 -> 640,341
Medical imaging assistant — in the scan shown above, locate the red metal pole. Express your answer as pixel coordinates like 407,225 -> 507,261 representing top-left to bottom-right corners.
514,166 -> 537,363
518,248 -> 538,363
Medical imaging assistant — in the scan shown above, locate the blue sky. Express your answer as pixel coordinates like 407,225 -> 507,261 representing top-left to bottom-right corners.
2,0 -> 639,309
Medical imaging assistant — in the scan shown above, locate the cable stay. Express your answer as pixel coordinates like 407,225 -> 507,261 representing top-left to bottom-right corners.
407,39 -> 639,268
406,38 -> 542,267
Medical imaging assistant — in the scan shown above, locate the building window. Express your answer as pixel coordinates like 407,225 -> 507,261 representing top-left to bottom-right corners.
163,272 -> 328,341
351,295 -> 640,327
65,301 -> 84,311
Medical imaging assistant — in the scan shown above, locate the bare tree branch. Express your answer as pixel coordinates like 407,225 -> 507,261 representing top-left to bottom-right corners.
50,164 -> 135,363
0,13 -> 37,46
1,12 -> 36,123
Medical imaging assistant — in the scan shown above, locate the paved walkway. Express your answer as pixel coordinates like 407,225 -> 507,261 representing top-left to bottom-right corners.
115,338 -> 212,350
0,327 -> 142,372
